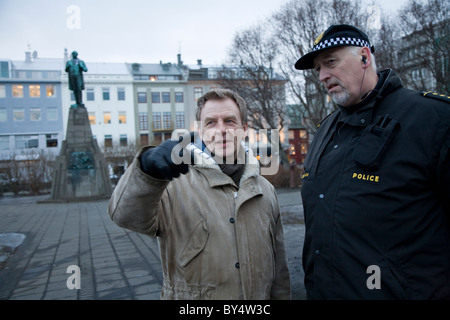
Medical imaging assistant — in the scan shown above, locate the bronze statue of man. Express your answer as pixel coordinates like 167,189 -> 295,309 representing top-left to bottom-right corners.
65,51 -> 87,107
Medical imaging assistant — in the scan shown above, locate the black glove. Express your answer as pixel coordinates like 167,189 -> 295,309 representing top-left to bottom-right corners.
140,134 -> 192,180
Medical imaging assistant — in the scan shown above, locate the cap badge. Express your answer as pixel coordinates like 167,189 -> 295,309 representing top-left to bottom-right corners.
314,31 -> 325,45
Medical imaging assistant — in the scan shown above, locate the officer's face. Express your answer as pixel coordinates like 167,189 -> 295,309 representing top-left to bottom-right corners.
200,98 -> 247,162
314,47 -> 364,106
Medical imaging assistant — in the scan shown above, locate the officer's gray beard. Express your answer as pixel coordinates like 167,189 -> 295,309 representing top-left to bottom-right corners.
330,88 -> 351,106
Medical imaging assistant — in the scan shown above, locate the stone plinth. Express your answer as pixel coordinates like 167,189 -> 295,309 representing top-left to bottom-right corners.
50,107 -> 112,201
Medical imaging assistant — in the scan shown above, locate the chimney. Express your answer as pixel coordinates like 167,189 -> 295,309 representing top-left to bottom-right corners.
197,59 -> 202,67
25,51 -> 32,63
177,53 -> 183,66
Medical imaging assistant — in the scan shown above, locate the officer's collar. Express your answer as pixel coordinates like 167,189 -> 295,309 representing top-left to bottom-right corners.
338,69 -> 397,116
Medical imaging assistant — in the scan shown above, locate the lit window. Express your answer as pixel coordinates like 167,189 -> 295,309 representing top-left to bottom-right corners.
46,85 -> 56,97
29,85 -> 40,97
103,112 -> 111,124
118,112 -> 126,124
30,108 -> 41,121
12,85 -> 23,97
46,134 -> 58,148
88,112 -> 96,125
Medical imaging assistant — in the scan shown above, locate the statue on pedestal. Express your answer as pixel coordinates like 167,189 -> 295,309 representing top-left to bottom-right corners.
65,50 -> 87,108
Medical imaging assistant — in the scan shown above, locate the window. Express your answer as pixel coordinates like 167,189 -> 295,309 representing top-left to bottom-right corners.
46,134 -> 58,148
88,112 -> 96,125
29,85 -> 40,97
13,108 -> 24,121
102,88 -> 110,101
0,108 -> 6,122
12,85 -> 23,97
30,108 -> 41,121
151,92 -> 160,103
47,107 -> 58,121
15,135 -> 38,149
299,129 -> 307,139
46,85 -> 56,97
137,92 -> 147,103
176,112 -> 185,129
0,136 -> 9,150
153,112 -> 162,130
104,135 -> 112,148
194,87 -> 203,101
162,92 -> 170,103
0,85 -> 5,98
139,112 -> 148,130
120,134 -> 128,147
175,92 -> 183,103
140,134 -> 149,146
300,142 -> 308,154
86,88 -> 95,101
118,111 -> 126,124
163,112 -> 171,129
103,112 -> 111,124
117,88 -> 125,101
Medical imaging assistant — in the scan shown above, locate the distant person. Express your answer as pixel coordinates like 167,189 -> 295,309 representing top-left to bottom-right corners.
108,88 -> 291,300
294,24 -> 450,299
65,50 -> 87,107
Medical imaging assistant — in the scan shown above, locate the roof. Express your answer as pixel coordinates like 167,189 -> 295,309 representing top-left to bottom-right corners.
126,63 -> 182,76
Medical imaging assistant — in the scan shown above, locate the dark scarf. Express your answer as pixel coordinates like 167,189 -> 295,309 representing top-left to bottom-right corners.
218,162 -> 245,186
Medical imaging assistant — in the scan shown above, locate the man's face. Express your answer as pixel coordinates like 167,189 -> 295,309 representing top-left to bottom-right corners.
313,47 -> 363,106
199,98 -> 247,162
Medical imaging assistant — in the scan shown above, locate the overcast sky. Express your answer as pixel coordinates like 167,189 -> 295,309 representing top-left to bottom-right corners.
0,0 -> 409,65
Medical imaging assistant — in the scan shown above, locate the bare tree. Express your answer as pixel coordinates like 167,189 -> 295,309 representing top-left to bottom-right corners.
396,0 -> 449,94
271,0 -> 371,135
218,23 -> 289,163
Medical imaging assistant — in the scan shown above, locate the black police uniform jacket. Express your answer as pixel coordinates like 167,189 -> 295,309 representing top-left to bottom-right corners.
301,69 -> 450,299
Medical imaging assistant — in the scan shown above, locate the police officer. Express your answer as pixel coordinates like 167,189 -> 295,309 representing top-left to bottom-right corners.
295,24 -> 450,299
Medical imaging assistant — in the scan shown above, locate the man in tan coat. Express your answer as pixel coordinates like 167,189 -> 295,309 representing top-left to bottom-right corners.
108,89 -> 290,299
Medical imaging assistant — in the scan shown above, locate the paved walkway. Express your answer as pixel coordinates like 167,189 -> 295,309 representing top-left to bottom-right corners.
0,188 -> 305,300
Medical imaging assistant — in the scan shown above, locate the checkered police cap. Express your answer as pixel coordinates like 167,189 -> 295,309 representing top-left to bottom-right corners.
295,24 -> 375,70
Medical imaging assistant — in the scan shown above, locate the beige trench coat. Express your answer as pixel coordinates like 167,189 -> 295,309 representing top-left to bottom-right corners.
108,147 -> 291,300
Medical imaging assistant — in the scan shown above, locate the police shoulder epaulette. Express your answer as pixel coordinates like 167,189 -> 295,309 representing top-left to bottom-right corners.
317,109 -> 337,128
421,91 -> 450,104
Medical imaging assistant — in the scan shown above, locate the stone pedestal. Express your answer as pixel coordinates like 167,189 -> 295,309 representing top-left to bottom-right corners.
50,107 -> 112,201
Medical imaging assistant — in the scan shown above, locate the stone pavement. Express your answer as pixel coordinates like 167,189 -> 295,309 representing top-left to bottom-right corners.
0,188 -> 305,300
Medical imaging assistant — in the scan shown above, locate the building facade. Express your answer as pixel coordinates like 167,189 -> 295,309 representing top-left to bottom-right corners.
0,52 -> 64,160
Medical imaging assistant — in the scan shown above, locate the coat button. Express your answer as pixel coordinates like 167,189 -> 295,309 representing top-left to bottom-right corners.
319,194 -> 324,199
314,249 -> 320,255
360,118 -> 366,124
235,262 -> 240,269
229,217 -> 235,223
